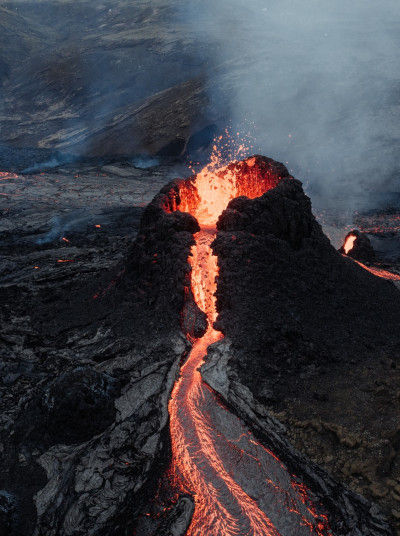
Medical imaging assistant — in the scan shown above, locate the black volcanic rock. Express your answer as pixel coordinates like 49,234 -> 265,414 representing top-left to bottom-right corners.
339,229 -> 376,262
182,299 -> 208,339
15,368 -> 122,448
214,177 -> 400,369
212,173 -> 400,533
0,491 -> 17,536
0,169 -> 202,536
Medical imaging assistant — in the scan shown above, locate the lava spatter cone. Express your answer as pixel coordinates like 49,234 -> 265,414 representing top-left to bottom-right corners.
151,154 -> 397,535
339,229 -> 376,262
11,154 -> 397,536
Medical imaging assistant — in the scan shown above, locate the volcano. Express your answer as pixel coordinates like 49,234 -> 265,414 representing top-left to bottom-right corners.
1,155 -> 399,536
132,155 -> 398,535
166,156 -> 332,535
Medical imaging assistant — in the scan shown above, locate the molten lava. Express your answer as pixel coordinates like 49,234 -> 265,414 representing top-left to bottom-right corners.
0,172 -> 18,181
179,154 -> 281,227
168,153 -> 331,535
342,233 -> 400,281
343,234 -> 356,255
352,259 -> 400,281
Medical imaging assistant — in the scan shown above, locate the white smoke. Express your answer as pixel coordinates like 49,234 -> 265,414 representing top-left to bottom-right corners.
178,0 -> 400,207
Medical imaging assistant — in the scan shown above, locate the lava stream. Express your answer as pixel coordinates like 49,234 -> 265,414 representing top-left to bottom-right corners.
352,259 -> 400,281
168,228 -> 331,535
343,234 -> 356,254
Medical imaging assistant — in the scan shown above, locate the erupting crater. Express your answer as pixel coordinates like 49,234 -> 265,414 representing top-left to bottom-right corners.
165,154 -> 331,535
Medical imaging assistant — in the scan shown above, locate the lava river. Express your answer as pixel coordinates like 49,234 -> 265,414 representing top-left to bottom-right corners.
168,159 -> 331,536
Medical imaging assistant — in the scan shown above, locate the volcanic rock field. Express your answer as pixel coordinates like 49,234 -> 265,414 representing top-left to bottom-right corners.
1,157 -> 400,535
2,1 -> 400,535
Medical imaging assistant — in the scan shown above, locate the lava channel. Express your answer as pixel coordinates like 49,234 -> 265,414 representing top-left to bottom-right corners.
342,233 -> 400,281
351,260 -> 400,281
168,155 -> 331,535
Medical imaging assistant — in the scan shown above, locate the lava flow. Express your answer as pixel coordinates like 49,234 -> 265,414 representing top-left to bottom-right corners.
352,260 -> 400,281
0,171 -> 19,180
341,232 -> 400,281
168,154 -> 331,535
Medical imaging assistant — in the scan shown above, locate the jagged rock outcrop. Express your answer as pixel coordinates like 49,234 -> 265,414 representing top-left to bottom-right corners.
214,177 -> 400,366
211,173 -> 400,533
339,229 -> 376,262
0,172 -> 202,536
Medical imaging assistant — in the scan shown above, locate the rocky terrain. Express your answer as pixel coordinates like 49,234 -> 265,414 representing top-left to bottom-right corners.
211,176 -> 400,534
0,162 -> 203,536
1,0 -> 400,203
1,158 -> 400,535
0,0 -> 218,160
1,0 -> 400,533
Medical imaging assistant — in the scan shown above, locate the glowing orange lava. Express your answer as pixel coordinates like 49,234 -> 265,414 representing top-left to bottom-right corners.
179,151 -> 281,227
352,259 -> 400,281
168,149 -> 331,535
343,234 -> 356,254
0,172 -> 18,181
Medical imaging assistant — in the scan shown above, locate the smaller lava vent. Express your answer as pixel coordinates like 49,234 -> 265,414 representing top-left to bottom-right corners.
339,229 -> 375,262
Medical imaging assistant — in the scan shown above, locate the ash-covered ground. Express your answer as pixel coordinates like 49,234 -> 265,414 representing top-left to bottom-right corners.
0,162 -> 187,280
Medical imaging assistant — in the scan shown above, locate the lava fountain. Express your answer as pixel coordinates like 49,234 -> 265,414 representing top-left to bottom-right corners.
167,153 -> 331,535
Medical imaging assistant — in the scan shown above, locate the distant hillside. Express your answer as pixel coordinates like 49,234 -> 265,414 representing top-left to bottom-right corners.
0,0 -> 220,158
1,0 -> 399,197
0,5 -> 47,82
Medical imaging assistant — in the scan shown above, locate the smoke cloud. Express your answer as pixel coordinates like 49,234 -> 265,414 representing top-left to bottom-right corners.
179,0 -> 400,207
2,1 -> 399,210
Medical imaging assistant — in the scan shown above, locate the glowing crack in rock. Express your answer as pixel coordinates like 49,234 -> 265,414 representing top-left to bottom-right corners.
168,147 -> 332,535
352,259 -> 400,281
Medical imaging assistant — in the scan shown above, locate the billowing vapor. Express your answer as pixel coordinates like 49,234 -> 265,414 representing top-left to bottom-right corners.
180,0 -> 400,206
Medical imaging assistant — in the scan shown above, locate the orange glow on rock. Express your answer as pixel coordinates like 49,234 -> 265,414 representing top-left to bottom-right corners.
0,172 -> 18,180
343,234 -> 356,254
351,258 -> 400,281
179,152 -> 281,228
